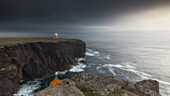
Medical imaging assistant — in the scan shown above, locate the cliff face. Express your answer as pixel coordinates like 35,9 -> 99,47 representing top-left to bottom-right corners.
0,39 -> 86,96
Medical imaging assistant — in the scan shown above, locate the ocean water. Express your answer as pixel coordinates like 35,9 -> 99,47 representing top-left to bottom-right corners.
17,31 -> 170,96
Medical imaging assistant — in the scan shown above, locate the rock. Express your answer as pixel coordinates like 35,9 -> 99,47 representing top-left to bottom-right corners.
71,73 -> 125,95
71,73 -> 161,96
134,80 -> 160,96
0,77 -> 20,96
35,79 -> 84,96
122,80 -> 136,92
121,90 -> 138,96
0,39 -> 86,96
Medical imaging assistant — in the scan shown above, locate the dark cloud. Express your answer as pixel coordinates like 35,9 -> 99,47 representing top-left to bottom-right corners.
1,0 -> 169,23
1,0 -> 170,37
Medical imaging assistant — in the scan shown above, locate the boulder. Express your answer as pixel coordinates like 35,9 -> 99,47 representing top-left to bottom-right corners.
35,79 -> 84,96
134,80 -> 160,96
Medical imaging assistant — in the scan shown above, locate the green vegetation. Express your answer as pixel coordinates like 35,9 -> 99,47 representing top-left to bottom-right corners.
77,86 -> 91,92
0,38 -> 79,47
78,86 -> 100,96
107,89 -> 123,96
77,86 -> 124,96
84,93 -> 101,96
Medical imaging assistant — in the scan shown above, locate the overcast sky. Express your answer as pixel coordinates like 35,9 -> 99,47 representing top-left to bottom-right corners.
1,0 -> 170,37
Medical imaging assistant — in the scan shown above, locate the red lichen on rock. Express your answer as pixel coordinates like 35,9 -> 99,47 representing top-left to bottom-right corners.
50,79 -> 66,87
78,73 -> 83,76
69,80 -> 72,82
41,90 -> 44,92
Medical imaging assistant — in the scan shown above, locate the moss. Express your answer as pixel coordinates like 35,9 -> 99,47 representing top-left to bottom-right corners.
77,86 -> 101,96
106,89 -> 124,96
77,86 -> 91,92
106,94 -> 121,96
84,92 -> 101,96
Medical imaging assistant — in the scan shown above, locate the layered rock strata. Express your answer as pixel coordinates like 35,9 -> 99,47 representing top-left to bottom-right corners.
0,39 -> 86,96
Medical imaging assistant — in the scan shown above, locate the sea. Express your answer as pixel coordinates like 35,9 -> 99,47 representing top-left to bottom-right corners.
17,31 -> 170,96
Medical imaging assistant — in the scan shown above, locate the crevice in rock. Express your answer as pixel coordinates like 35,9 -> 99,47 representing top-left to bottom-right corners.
22,65 -> 32,81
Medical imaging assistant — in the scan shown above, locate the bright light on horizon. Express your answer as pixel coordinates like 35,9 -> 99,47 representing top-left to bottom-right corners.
108,5 -> 170,32
55,33 -> 58,37
82,5 -> 170,32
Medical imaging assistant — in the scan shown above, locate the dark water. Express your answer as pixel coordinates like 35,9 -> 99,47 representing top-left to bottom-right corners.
17,31 -> 170,96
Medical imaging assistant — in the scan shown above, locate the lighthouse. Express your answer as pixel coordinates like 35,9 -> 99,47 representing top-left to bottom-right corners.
55,33 -> 58,38
53,33 -> 58,39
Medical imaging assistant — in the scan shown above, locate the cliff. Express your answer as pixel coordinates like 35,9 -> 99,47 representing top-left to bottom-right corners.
0,38 -> 86,96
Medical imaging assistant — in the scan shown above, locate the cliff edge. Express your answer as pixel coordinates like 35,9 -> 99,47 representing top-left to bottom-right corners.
0,38 -> 86,96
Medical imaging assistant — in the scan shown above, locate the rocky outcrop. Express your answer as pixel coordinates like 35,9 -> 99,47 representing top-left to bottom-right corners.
0,39 -> 86,96
35,79 -> 84,96
71,73 -> 160,96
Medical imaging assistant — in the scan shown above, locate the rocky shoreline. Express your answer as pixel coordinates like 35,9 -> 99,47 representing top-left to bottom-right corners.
72,73 -> 160,96
36,73 -> 160,96
0,39 -> 86,96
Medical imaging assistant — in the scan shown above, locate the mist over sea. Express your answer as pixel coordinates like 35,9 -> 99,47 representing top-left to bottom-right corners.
17,31 -> 170,96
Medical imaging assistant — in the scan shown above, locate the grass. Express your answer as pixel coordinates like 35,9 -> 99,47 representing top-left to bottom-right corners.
77,86 -> 101,96
0,38 -> 79,47
77,86 -> 91,93
84,93 -> 101,96
108,89 -> 124,96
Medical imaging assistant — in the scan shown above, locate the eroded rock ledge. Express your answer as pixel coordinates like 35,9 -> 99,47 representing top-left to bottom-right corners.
36,73 -> 160,96
71,73 -> 160,96
0,39 -> 86,96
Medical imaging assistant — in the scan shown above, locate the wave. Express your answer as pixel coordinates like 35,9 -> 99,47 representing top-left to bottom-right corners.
96,62 -> 151,80
157,79 -> 170,96
55,70 -> 68,75
104,55 -> 111,59
69,58 -> 87,72
86,48 -> 100,56
86,48 -> 111,60
17,81 -> 41,96
96,64 -> 116,75
153,79 -> 170,96
153,79 -> 170,85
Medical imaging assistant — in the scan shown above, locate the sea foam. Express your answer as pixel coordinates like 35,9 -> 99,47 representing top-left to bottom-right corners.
86,48 -> 100,56
69,58 -> 87,72
96,62 -> 151,80
17,81 -> 41,96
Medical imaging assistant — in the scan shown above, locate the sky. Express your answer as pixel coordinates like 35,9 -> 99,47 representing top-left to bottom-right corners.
1,0 -> 170,38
